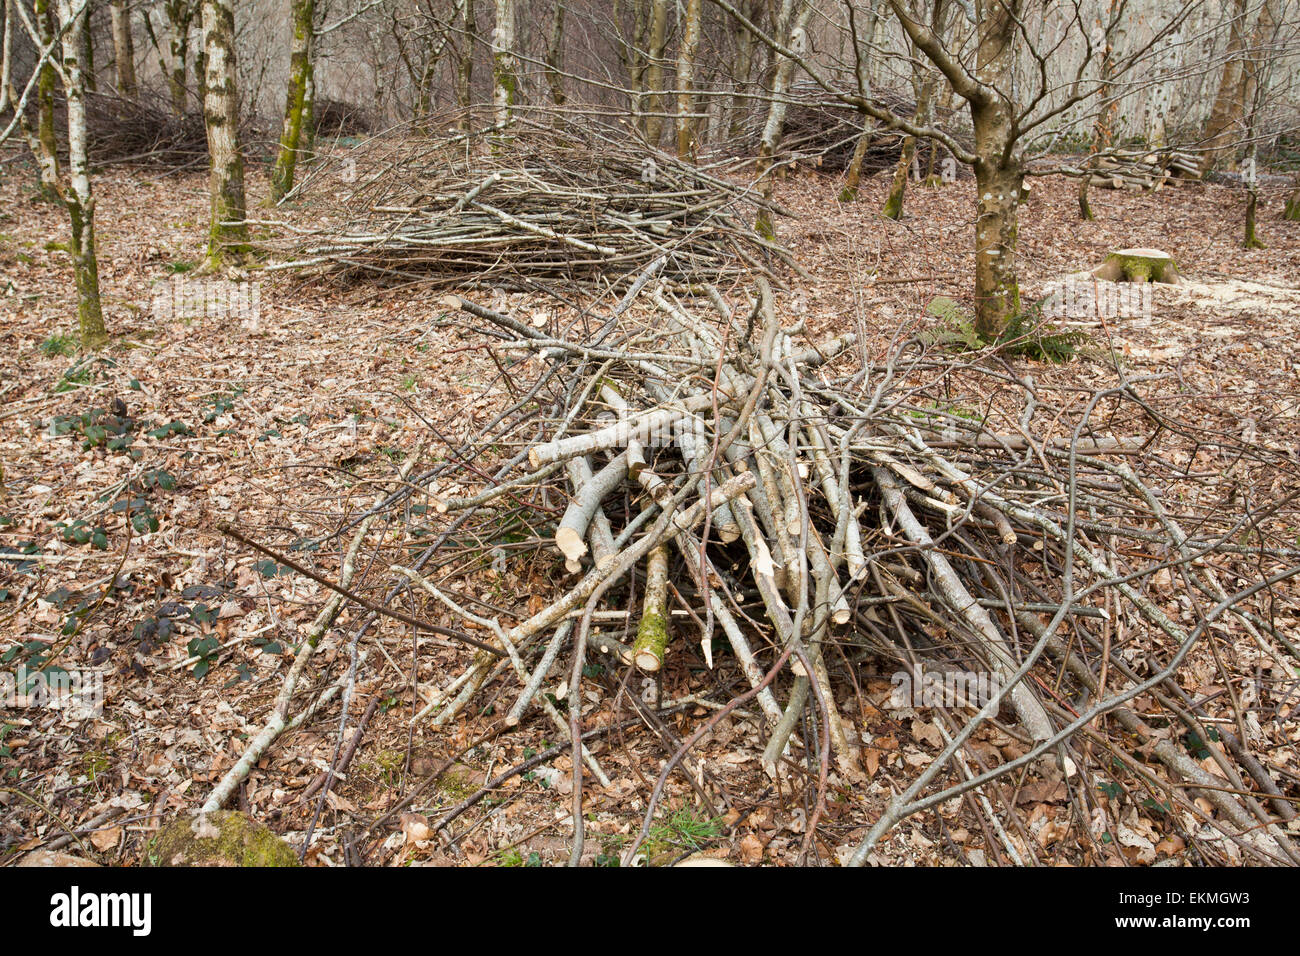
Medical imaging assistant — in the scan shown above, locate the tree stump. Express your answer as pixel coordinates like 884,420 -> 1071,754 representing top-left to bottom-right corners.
1092,248 -> 1180,283
148,811 -> 299,866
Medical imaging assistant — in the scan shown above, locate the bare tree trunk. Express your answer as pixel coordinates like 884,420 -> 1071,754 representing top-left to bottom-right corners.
643,0 -> 668,146
56,0 -> 107,348
200,0 -> 248,267
492,0 -> 516,128
1077,171 -> 1093,221
80,0 -> 95,91
969,0 -> 1022,340
1243,144 -> 1263,248
674,0 -> 702,158
544,0 -> 566,107
1240,0 -> 1275,248
1203,0 -> 1250,168
1078,2 -> 1122,221
109,0 -> 135,94
270,0 -> 314,202
456,0 -> 475,123
837,0 -> 883,202
726,0 -> 758,139
754,0 -> 811,238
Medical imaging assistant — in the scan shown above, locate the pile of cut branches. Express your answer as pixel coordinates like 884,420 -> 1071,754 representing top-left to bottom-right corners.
268,115 -> 793,290
723,82 -> 959,175
211,268 -> 1300,866
85,90 -> 210,168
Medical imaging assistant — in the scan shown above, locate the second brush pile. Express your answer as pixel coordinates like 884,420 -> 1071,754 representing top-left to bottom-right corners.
275,114 -> 792,290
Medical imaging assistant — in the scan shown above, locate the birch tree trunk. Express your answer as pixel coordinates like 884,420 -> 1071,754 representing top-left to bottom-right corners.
200,0 -> 248,266
674,0 -> 703,158
55,0 -> 108,348
0,0 -> 10,115
161,0 -> 196,115
1143,27 -> 1179,148
109,0 -> 135,94
270,0 -> 314,202
491,0 -> 516,128
754,0 -> 812,238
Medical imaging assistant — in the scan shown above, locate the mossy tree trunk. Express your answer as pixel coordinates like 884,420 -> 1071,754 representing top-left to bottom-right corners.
754,0 -> 811,238
1077,172 -> 1093,221
838,122 -> 873,202
270,0 -> 314,203
881,135 -> 915,219
109,0 -> 136,95
674,0 -> 702,159
55,0 -> 107,349
33,0 -> 63,198
892,0 -> 1024,340
969,0 -> 1022,341
200,0 -> 248,267
878,38 -> 930,219
491,0 -> 516,129
1285,175 -> 1300,220
838,0 -> 881,203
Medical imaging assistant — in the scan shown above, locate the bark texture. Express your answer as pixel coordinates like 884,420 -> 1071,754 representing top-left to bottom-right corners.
200,0 -> 249,266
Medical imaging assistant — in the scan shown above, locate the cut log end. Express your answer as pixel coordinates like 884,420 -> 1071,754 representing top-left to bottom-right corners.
634,649 -> 664,672
555,526 -> 589,564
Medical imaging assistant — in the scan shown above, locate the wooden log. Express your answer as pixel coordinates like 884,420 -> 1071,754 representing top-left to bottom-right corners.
632,546 -> 671,671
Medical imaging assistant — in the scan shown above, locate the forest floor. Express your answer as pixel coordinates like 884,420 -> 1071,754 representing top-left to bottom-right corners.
1,153 -> 1298,866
